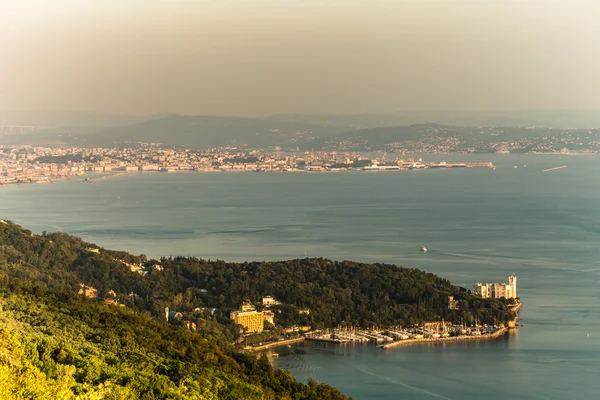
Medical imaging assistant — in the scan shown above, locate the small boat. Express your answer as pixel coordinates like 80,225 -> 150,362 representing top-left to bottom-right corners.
420,246 -> 427,252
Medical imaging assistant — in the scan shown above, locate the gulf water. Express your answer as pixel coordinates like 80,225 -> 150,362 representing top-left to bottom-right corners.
1,154 -> 599,399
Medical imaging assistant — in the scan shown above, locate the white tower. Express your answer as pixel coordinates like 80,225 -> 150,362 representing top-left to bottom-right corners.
165,307 -> 170,322
509,274 -> 517,299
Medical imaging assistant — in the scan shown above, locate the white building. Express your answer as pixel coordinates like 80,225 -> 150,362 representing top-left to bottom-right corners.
262,296 -> 281,307
472,274 -> 517,299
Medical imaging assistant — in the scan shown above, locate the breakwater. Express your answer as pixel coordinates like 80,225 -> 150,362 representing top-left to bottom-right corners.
381,327 -> 508,350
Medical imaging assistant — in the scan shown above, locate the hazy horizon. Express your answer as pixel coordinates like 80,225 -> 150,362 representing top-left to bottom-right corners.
2,0 -> 600,117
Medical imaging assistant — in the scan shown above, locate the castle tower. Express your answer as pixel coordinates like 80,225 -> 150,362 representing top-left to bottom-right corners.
509,274 -> 517,299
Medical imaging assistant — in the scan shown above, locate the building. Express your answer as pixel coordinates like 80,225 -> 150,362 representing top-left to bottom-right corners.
448,296 -> 460,310
230,301 -> 272,333
472,274 -> 517,299
262,296 -> 281,307
78,283 -> 98,299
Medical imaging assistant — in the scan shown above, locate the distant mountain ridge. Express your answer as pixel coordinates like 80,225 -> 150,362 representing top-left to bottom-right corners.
309,123 -> 600,153
3,111 -> 600,152
60,114 -> 350,149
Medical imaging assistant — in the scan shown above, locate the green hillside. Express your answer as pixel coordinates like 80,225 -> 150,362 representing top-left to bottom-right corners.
0,220 -> 350,399
0,219 -> 515,398
64,115 -> 349,150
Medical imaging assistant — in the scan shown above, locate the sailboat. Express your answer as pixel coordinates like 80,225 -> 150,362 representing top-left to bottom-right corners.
472,318 -> 482,336
460,317 -> 468,335
441,319 -> 450,338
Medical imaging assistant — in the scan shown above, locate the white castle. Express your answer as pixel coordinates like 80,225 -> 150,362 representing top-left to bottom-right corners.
472,274 -> 517,299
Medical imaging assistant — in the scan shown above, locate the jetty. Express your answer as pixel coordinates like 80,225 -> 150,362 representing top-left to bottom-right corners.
381,327 -> 508,350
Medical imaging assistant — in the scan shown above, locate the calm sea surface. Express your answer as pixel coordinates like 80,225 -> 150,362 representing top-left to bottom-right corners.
1,154 -> 599,399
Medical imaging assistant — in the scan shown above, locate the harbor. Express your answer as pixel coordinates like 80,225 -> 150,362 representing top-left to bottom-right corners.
299,321 -> 514,349
381,327 -> 508,349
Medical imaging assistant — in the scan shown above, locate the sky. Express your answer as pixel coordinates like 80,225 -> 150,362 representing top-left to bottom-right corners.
1,0 -> 599,117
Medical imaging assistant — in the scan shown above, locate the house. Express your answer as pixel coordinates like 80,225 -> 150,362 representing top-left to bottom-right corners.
262,296 -> 281,307
78,283 -> 98,299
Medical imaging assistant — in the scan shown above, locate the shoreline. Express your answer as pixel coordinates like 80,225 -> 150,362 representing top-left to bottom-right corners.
245,337 -> 305,352
381,327 -> 509,350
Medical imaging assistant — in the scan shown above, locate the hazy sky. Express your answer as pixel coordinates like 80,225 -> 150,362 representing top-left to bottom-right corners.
1,0 -> 599,116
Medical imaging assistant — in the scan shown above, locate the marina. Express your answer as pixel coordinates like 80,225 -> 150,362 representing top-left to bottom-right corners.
300,322 -> 513,349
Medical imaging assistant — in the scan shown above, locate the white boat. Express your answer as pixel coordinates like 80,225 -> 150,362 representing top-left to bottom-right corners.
420,246 -> 427,252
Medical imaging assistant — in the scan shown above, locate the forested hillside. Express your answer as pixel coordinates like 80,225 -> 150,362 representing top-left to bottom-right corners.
0,220 -> 350,399
0,219 -> 514,398
0,220 -> 514,329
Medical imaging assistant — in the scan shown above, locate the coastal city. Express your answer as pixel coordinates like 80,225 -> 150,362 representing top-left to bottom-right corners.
0,145 -> 494,185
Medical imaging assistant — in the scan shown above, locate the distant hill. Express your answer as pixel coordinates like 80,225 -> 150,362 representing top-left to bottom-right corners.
309,123 -> 600,153
61,114 -> 350,149
4,111 -> 600,152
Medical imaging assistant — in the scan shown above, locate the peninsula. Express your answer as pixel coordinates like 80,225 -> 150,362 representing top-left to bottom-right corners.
1,220 -> 519,359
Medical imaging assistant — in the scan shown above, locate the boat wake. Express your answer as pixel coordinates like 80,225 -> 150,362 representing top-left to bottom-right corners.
351,365 -> 456,400
543,165 -> 568,172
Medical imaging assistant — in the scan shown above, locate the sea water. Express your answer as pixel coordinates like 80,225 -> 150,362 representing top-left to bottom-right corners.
1,154 -> 599,399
